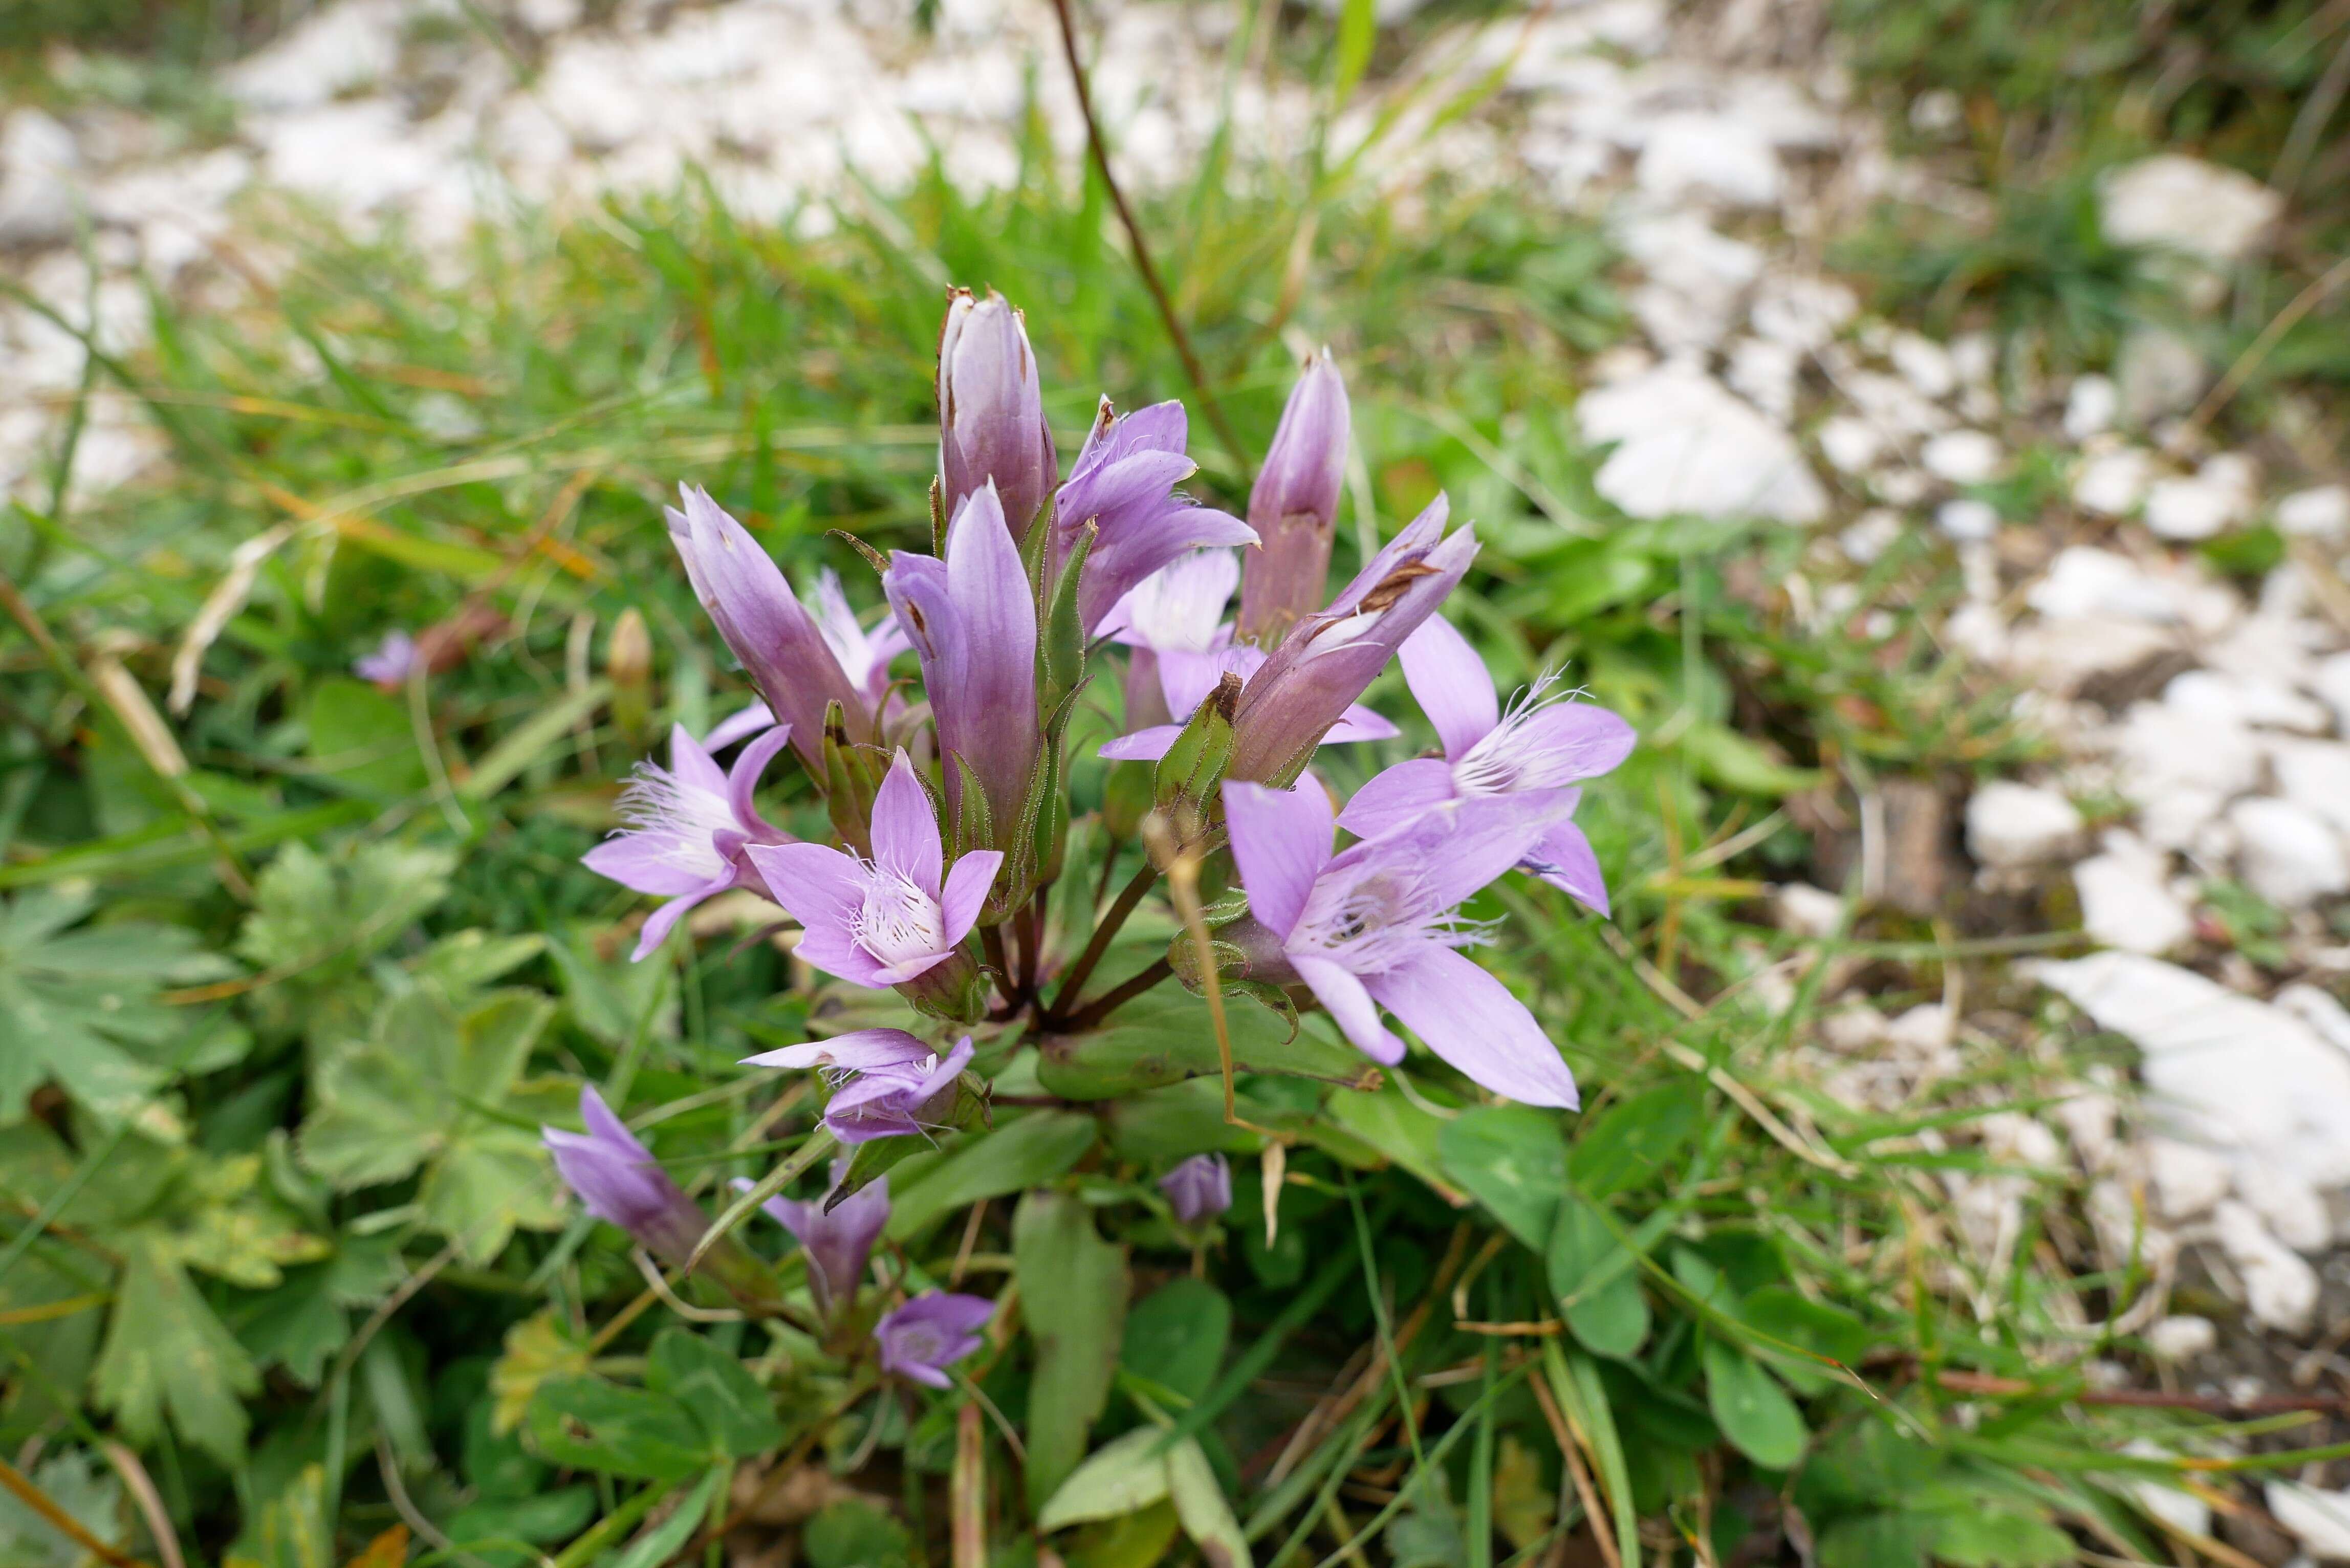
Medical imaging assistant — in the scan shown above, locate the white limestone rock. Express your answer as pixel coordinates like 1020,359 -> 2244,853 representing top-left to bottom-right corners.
1773,883 -> 1846,939
2116,327 -> 2208,425
2146,1137 -> 2233,1219
2279,485 -> 2349,541
226,0 -> 408,110
2071,447 -> 2155,517
2230,797 -> 2348,909
1577,363 -> 1827,524
1935,498 -> 1998,541
1634,112 -> 1782,207
2143,1315 -> 2215,1362
2033,952 -> 2350,1194
2268,1482 -> 2350,1561
0,110 -> 78,246
2063,375 -> 2118,440
1966,782 -> 2083,868
2101,155 -> 2282,270
2072,835 -> 2194,954
2145,454 -> 2257,541
2216,1200 -> 2321,1332
1920,429 -> 2001,484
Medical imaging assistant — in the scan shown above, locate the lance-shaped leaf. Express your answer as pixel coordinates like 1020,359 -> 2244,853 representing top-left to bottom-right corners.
1153,673 -> 1242,813
1038,988 -> 1378,1100
1014,1191 -> 1129,1510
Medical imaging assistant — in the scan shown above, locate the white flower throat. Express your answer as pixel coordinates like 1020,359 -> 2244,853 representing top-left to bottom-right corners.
853,864 -> 947,965
616,765 -> 736,877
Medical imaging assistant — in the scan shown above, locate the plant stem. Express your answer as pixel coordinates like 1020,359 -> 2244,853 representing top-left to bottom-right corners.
1046,0 -> 1248,478
1061,956 -> 1173,1031
981,923 -> 1017,1009
1048,860 -> 1159,1019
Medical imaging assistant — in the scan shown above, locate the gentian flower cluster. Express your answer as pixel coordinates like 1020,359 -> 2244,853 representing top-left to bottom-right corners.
550,284 -> 1632,1388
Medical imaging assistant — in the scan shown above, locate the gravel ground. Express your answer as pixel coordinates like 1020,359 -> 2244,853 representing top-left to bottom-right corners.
8,0 -> 2350,1554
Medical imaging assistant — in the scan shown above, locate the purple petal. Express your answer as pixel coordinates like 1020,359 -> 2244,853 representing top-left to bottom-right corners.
666,723 -> 729,798
1223,780 -> 1335,941
630,875 -> 731,961
1508,701 -> 1638,781
938,852 -> 1002,944
740,1028 -> 935,1072
1323,702 -> 1400,743
1099,725 -> 1183,761
1365,947 -> 1579,1109
1293,954 -> 1403,1064
871,750 -> 944,899
1156,646 -> 1248,720
1525,819 -> 1609,916
745,840 -> 864,928
701,700 -> 778,752
1399,615 -> 1499,761
584,835 -> 711,898
1335,758 -> 1459,840
725,724 -> 795,835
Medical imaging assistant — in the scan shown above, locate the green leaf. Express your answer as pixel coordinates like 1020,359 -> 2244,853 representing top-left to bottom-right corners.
546,922 -> 675,1050
524,1375 -> 711,1480
235,840 -> 454,975
1015,1190 -> 1131,1510
443,1488 -> 597,1555
804,1499 -> 913,1568
459,678 -> 612,801
1672,724 -> 1823,798
91,1234 -> 262,1463
1038,1428 -> 1174,1531
1038,989 -> 1378,1099
884,1112 -> 1098,1239
1316,1079 -> 1460,1201
1927,1498 -> 2076,1566
306,677 -> 427,798
647,1329 -> 784,1457
1700,1340 -> 1807,1471
1121,1278 -> 1231,1406
0,887 -> 233,1129
1437,1105 -> 1566,1250
1742,1285 -> 1872,1395
1061,1498 -> 1182,1568
1816,1512 -> 1935,1568
1105,1079 -> 1272,1164
606,1469 -> 726,1568
298,986 -> 561,1261
0,1451 -> 123,1568
1569,1080 -> 1705,1199
1166,1435 -> 1251,1568
1546,1198 -> 1648,1359
1332,0 -> 1376,103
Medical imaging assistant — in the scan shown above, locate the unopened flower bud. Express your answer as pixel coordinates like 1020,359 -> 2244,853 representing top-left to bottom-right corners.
939,289 -> 1056,544
1238,353 -> 1350,646
608,607 -> 653,739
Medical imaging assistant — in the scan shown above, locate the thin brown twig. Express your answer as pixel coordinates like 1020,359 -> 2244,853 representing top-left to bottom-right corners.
99,1443 -> 184,1568
1060,956 -> 1173,1031
1045,0 -> 1248,478
1528,1371 -> 1621,1568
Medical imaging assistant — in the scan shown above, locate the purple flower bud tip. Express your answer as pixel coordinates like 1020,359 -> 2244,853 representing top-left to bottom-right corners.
737,1157 -> 890,1318
1159,1152 -> 1232,1224
541,1085 -> 709,1267
741,1028 -> 976,1145
939,289 -> 1057,541
1240,352 -> 1351,644
354,629 -> 420,689
582,719 -> 796,961
875,1291 -> 995,1388
1054,397 -> 1258,636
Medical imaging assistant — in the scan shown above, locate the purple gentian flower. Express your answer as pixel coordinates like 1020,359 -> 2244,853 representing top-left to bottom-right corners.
875,1292 -> 995,1388
1227,497 -> 1477,785
1338,614 -> 1636,915
1238,353 -> 1350,646
542,1086 -> 709,1267
1053,398 -> 1259,636
1097,549 -> 1398,761
939,289 -> 1057,544
740,1156 -> 889,1318
354,629 -> 420,689
665,485 -> 875,772
1223,779 -> 1582,1108
742,1029 -> 977,1145
745,750 -> 999,990
1159,1152 -> 1232,1224
810,566 -> 911,718
584,720 -> 797,961
883,484 -> 1038,837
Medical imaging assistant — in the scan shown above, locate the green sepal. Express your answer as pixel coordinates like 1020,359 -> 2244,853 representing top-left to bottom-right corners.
821,700 -> 882,853
1154,673 -> 1242,812
1103,759 -> 1154,840
1039,520 -> 1097,720
950,751 -> 995,863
